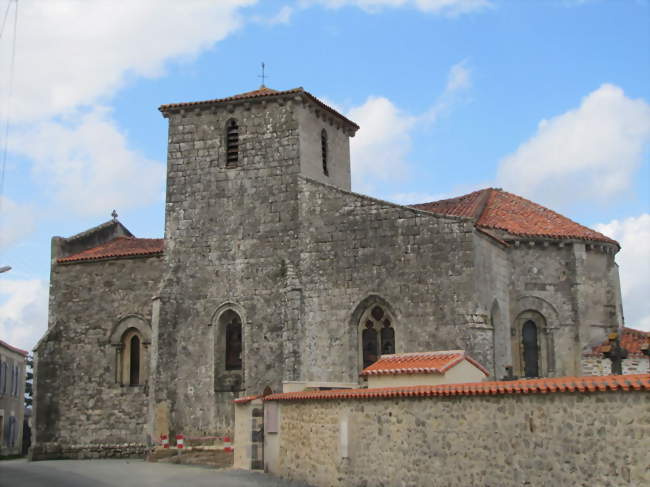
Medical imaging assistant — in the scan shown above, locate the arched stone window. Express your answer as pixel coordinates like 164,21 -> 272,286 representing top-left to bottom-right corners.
225,314 -> 243,371
212,306 -> 245,393
357,301 -> 396,371
109,315 -> 151,387
321,129 -> 329,176
226,118 -> 239,167
512,310 -> 549,378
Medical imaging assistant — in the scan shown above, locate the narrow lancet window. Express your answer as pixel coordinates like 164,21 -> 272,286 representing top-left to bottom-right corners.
362,321 -> 378,369
225,315 -> 243,370
226,119 -> 239,167
522,320 -> 539,378
129,335 -> 140,386
321,129 -> 328,176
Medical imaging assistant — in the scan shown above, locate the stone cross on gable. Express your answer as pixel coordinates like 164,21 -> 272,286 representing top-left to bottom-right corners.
111,209 -> 118,221
602,332 -> 628,375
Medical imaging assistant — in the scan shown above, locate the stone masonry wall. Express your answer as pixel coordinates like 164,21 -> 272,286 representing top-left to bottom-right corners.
508,242 -> 620,376
155,97 -> 306,440
277,391 -> 650,487
32,256 -> 162,459
295,178 -> 482,383
582,355 -> 650,376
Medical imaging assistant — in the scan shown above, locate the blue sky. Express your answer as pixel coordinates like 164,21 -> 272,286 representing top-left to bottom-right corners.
0,0 -> 649,350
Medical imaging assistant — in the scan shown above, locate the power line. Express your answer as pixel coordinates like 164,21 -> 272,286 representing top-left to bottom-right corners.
0,0 -> 18,225
0,1 -> 12,40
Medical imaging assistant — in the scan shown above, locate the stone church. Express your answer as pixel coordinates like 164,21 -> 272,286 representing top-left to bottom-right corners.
31,86 -> 624,458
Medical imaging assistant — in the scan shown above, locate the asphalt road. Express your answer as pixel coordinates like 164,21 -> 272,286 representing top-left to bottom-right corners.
0,459 -> 314,487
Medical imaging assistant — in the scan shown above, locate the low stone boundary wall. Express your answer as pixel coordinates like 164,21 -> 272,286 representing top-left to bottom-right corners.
268,375 -> 650,487
30,442 -> 149,461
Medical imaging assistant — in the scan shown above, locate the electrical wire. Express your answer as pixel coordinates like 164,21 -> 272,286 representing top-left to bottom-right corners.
0,0 -> 18,225
0,0 -> 12,40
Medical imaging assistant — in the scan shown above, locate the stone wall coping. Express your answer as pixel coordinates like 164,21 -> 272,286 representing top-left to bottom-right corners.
264,374 -> 650,402
298,176 -> 474,225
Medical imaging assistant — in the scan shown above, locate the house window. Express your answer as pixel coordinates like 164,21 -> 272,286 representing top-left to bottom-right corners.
321,129 -> 329,176
226,119 -> 239,167
0,361 -> 6,394
225,315 -> 243,371
359,304 -> 395,369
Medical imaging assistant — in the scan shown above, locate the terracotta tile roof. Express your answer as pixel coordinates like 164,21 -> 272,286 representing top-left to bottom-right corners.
360,350 -> 489,377
233,394 -> 265,405
589,327 -> 650,358
159,86 -> 360,131
57,236 -> 164,264
411,188 -> 618,246
0,339 -> 28,356
264,374 -> 650,402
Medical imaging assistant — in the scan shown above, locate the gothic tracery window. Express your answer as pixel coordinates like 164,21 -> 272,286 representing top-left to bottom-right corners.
360,304 -> 395,369
226,118 -> 239,167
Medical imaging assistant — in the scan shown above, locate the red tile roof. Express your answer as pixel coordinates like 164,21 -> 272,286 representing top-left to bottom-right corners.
411,188 -> 618,246
264,374 -> 650,402
360,350 -> 489,377
589,327 -> 650,358
57,236 -> 164,263
0,339 -> 28,356
233,394 -> 265,405
159,86 -> 360,131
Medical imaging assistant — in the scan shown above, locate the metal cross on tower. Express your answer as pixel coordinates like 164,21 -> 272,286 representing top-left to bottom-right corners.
258,62 -> 269,88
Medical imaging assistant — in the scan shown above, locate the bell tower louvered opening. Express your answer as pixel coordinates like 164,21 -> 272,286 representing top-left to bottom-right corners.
226,118 -> 239,167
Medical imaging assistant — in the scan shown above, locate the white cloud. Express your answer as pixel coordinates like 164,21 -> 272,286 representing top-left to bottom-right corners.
595,214 -> 650,332
346,61 -> 472,193
11,107 -> 165,216
0,0 -> 256,123
303,0 -> 491,15
348,96 -> 416,192
0,197 -> 37,252
0,278 -> 48,352
254,5 -> 294,24
497,84 -> 650,209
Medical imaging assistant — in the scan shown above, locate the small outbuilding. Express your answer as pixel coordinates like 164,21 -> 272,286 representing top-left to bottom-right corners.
360,350 -> 489,388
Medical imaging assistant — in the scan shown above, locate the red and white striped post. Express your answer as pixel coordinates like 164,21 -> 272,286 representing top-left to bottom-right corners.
223,436 -> 233,452
161,435 -> 169,449
176,434 -> 185,449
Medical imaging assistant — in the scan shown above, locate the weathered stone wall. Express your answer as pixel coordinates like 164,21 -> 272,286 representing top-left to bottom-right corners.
507,242 -> 620,377
155,97 -> 306,440
582,355 -> 650,376
296,178 -> 482,383
32,256 -> 162,460
276,391 -> 650,487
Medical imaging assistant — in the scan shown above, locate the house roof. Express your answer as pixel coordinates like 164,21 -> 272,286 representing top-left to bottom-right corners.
233,394 -> 265,405
0,339 -> 28,356
159,86 -> 360,131
588,327 -> 649,358
57,236 -> 164,264
360,350 -> 489,377
264,374 -> 650,402
411,188 -> 618,246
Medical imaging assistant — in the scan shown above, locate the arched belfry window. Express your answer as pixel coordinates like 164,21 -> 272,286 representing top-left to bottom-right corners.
225,314 -> 242,370
359,303 -> 395,370
226,118 -> 239,167
321,129 -> 329,176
